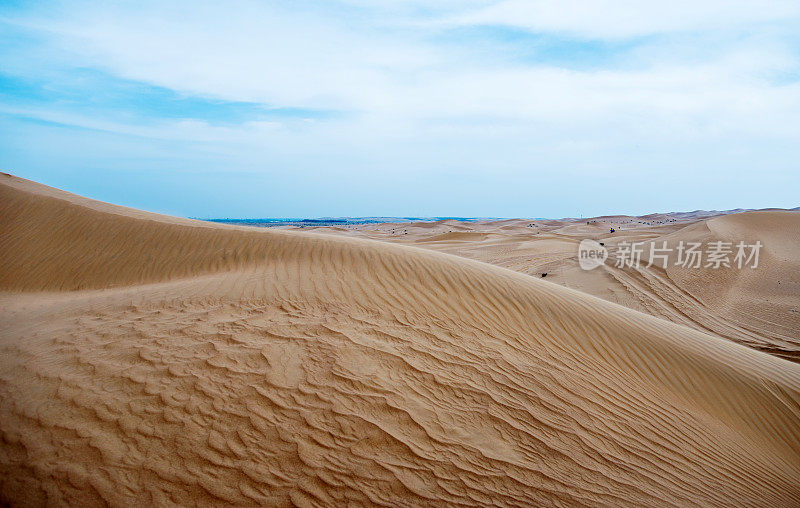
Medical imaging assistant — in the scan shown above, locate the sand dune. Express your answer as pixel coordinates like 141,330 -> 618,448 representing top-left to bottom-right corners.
658,212 -> 800,359
1,174 -> 800,506
324,211 -> 799,362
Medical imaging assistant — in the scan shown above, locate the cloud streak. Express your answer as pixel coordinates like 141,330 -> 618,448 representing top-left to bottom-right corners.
449,0 -> 800,39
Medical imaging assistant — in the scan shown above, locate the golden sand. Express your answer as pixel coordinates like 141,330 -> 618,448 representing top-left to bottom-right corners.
1,173 -> 798,505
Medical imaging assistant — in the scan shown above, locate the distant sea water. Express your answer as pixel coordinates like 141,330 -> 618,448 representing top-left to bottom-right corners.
203,217 -> 497,228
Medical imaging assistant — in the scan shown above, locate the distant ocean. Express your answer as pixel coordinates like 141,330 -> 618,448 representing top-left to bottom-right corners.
203,217 -> 494,228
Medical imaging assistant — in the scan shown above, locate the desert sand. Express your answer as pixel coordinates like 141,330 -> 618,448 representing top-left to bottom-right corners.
1,173 -> 799,506
293,213 -> 800,362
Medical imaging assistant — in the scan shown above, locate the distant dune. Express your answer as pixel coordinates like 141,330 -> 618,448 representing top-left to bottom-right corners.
1,173 -> 799,506
662,211 -> 800,358
319,207 -> 800,362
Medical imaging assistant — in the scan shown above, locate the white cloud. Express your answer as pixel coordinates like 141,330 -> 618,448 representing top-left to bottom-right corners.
15,0 -> 794,134
2,0 -> 800,215
0,104 -> 284,144
448,0 -> 800,39
31,1 -> 439,111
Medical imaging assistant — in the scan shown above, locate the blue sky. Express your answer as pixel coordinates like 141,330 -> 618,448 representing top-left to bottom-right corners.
1,0 -> 799,218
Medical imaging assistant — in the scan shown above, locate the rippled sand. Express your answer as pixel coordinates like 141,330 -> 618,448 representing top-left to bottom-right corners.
1,173 -> 799,506
304,212 -> 800,361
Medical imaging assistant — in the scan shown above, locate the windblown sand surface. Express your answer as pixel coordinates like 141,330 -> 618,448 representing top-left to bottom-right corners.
300,213 -> 800,362
1,173 -> 799,506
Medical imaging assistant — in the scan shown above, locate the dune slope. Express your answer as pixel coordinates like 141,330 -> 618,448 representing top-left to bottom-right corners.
663,212 -> 800,357
334,211 -> 799,361
1,174 -> 799,506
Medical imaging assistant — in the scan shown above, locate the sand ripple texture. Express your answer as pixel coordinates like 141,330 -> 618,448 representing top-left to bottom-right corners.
1,174 -> 799,506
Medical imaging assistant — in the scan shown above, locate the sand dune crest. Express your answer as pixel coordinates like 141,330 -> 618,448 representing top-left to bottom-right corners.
1,174 -> 799,506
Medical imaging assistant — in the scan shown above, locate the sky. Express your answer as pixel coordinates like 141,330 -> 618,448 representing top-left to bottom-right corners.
1,0 -> 799,218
